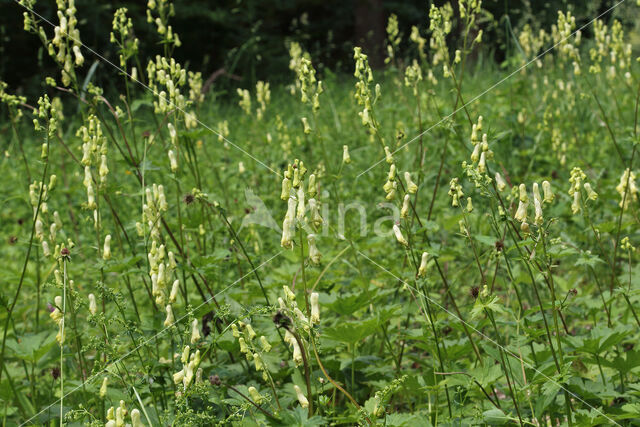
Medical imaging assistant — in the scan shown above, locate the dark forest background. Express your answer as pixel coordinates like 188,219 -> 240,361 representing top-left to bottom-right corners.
0,0 -> 634,98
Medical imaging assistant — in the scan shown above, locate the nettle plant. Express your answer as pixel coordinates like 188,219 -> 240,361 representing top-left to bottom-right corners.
1,0 -> 640,426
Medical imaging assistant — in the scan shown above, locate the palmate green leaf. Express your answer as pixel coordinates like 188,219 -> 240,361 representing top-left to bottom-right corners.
129,98 -> 152,113
322,317 -> 379,345
470,295 -> 506,319
474,234 -> 498,247
384,412 -> 432,426
470,363 -> 504,388
275,407 -> 325,426
564,325 -> 630,355
535,381 -> 561,417
600,350 -> 640,375
323,291 -> 372,316
482,408 -> 512,425
5,331 -> 56,362
622,403 -> 640,416
574,251 -> 605,268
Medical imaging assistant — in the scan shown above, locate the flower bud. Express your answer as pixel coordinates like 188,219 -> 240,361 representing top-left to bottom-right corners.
404,172 -> 418,194
99,155 -> 109,183
35,220 -> 44,241
308,199 -> 323,227
169,279 -> 180,303
131,409 -> 143,427
308,174 -> 317,198
308,234 -> 321,264
384,146 -> 394,164
253,354 -> 264,372
310,292 -> 320,324
418,252 -> 429,277
103,234 -> 111,260
248,386 -> 263,403
343,145 -> 351,164
294,384 -> 309,408
88,293 -> 97,315
478,151 -> 487,173
296,187 -> 306,221
100,376 -> 108,398
292,339 -> 303,366
571,191 -> 581,214
518,183 -> 528,203
514,200 -> 528,222
245,324 -> 256,341
542,180 -> 554,203
239,337 -> 249,354
42,240 -> 51,257
393,224 -> 408,247
281,177 -> 291,200
48,174 -> 57,191
163,304 -> 174,327
173,368 -> 185,385
584,183 -> 598,201
301,117 -> 311,134
283,285 -> 296,302
401,194 -> 410,218
534,197 -> 543,225
260,336 -> 272,352
168,123 -> 177,144
191,319 -> 201,344
181,345 -> 190,364
388,164 -> 396,181
168,150 -> 178,172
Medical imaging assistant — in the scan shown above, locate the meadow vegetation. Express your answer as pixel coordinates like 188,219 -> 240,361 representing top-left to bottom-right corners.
2,0 -> 640,425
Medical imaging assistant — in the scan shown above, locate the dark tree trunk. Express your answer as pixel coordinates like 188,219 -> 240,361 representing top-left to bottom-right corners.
354,0 -> 385,69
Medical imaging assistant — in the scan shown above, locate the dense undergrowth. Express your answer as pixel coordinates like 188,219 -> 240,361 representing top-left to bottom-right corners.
1,0 -> 640,425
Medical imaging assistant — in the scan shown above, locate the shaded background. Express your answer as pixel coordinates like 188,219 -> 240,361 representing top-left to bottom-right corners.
0,0 -> 637,98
